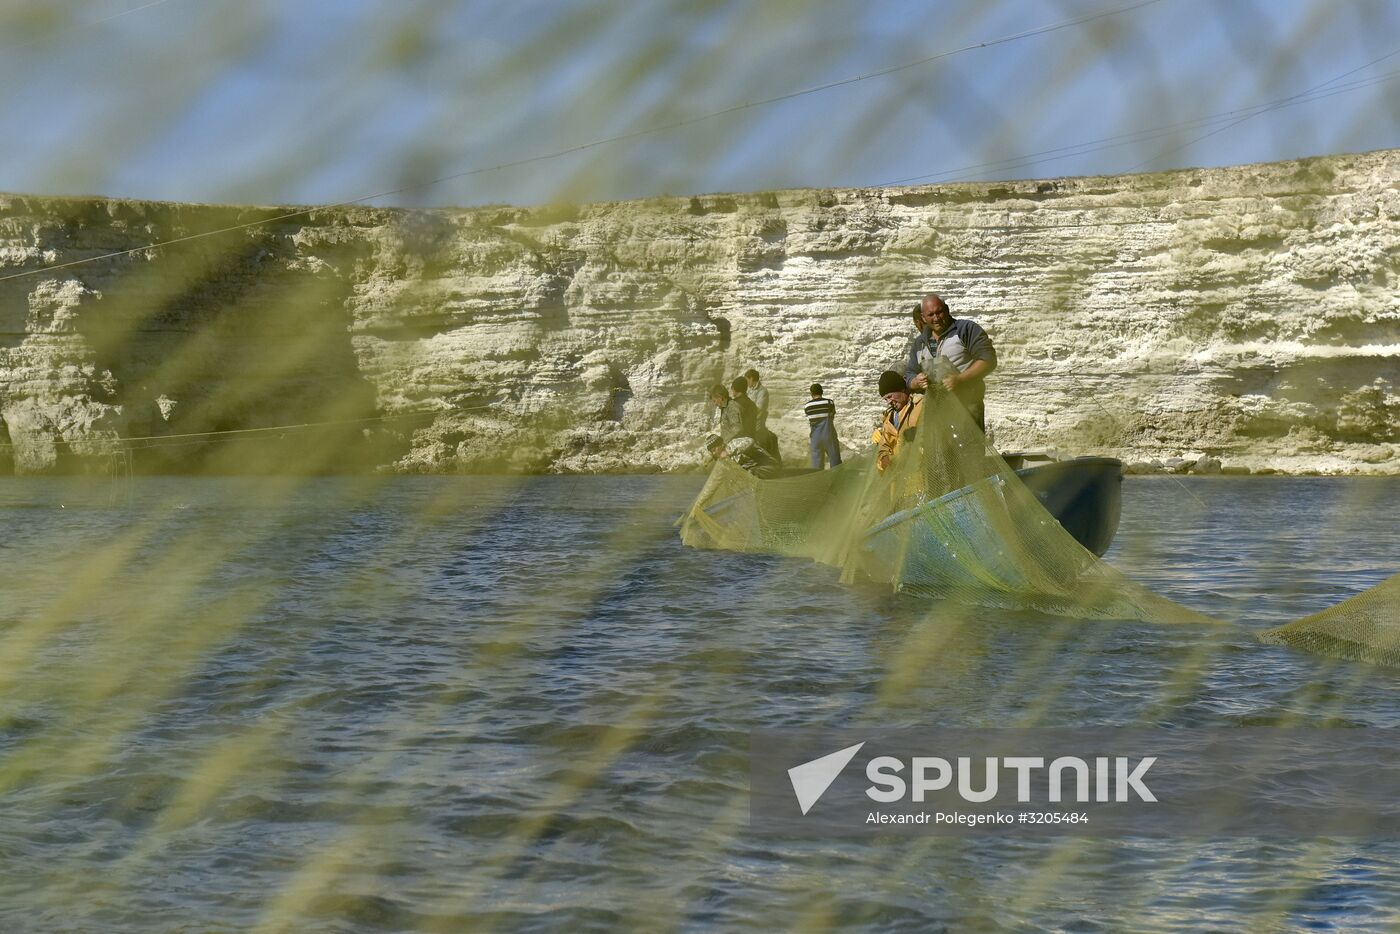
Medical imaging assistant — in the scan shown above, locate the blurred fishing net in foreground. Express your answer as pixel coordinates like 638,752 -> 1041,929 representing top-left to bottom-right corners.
0,1 -> 1396,930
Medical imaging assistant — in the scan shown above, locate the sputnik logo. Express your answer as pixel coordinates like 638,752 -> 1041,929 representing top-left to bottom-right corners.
787,742 -> 865,815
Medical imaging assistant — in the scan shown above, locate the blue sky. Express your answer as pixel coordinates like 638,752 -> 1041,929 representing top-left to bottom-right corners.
1,0 -> 1397,208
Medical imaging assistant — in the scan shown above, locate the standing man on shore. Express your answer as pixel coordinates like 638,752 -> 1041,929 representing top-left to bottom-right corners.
728,377 -> 760,440
804,382 -> 842,469
744,368 -> 783,465
903,292 -> 997,431
745,369 -> 769,433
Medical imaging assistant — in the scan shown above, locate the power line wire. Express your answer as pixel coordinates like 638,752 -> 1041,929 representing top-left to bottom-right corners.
81,0 -> 191,29
1,41 -> 1388,305
0,403 -> 497,451
404,63 -> 1396,251
0,0 -> 195,55
0,0 -> 1170,285
875,67 -> 1400,187
5,66 -> 1389,289
1127,44 -> 1400,172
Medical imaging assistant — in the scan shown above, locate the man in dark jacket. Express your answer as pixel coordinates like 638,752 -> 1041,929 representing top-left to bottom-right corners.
729,377 -> 759,438
731,376 -> 783,465
903,292 -> 997,431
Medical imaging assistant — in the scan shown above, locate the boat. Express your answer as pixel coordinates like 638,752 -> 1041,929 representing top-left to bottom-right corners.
687,454 -> 1123,562
858,456 -> 1121,559
852,455 -> 1122,596
766,455 -> 1122,557
1010,456 -> 1122,557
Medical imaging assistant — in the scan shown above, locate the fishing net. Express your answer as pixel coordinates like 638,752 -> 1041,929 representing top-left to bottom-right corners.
681,384 -> 1216,625
1259,572 -> 1400,666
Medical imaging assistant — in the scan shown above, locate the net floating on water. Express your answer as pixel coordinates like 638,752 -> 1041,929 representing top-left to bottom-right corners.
680,390 -> 1216,626
1259,572 -> 1400,667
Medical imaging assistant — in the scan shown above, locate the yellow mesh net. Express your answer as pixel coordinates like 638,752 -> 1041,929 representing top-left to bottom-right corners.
684,385 -> 1400,666
681,385 -> 1217,626
1259,572 -> 1400,666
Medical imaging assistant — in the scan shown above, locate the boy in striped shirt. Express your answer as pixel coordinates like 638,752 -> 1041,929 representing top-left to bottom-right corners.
804,383 -> 842,469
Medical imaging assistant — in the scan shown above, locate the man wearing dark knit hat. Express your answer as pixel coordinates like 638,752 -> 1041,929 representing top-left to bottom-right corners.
871,370 -> 923,473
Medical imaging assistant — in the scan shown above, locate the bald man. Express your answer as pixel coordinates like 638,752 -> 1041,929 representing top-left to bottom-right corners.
903,292 -> 997,431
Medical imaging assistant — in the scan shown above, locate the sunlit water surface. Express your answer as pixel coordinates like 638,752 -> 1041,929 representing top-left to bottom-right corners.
0,475 -> 1397,931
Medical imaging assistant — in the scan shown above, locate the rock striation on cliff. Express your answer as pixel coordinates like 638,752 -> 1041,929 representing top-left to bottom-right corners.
0,148 -> 1396,475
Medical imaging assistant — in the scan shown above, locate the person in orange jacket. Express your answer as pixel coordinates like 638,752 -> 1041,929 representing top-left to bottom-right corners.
871,370 -> 923,473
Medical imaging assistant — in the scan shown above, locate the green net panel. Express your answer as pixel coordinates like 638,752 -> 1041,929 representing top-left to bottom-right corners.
1259,572 -> 1400,666
681,386 -> 1217,626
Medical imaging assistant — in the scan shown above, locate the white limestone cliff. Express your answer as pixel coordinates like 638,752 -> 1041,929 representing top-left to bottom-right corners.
0,148 -> 1396,474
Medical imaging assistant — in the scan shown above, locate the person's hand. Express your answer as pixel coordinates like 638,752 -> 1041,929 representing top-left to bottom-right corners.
910,373 -> 929,391
941,373 -> 960,392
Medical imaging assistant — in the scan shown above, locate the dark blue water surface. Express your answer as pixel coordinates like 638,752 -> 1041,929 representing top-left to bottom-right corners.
0,475 -> 1397,932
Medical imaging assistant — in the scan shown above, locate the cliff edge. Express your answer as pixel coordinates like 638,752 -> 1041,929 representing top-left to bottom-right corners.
1,148 -> 1396,474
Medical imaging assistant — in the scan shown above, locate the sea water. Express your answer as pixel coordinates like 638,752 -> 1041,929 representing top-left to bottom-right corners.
0,475 -> 1396,931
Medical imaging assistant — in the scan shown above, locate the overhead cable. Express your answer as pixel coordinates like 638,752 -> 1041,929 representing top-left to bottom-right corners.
0,0 -> 1170,284
876,67 -> 1400,187
1127,43 -> 1400,172
0,0 -> 196,56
